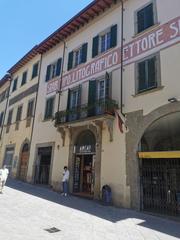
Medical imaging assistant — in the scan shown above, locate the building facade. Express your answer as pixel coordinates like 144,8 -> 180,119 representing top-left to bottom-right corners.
0,47 -> 41,180
1,0 -> 180,217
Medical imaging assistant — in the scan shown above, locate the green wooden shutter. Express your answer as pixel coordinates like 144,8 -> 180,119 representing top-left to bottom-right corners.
88,80 -> 96,116
45,98 -> 54,119
92,35 -> 99,58
56,58 -> 62,76
137,8 -> 145,33
110,24 -> 117,48
138,61 -> 146,92
66,89 -> 71,121
148,57 -> 156,88
145,3 -> 154,29
68,51 -> 74,71
81,43 -> 88,63
46,65 -> 51,82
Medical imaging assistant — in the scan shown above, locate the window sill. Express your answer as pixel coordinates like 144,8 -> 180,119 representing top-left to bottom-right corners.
132,22 -> 161,39
132,86 -> 164,97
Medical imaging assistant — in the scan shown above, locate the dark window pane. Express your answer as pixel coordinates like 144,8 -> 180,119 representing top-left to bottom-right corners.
21,71 -> 27,86
137,3 -> 154,33
56,58 -> 62,76
110,24 -> 117,48
7,110 -> 13,125
68,51 -> 74,71
27,100 -> 34,117
148,57 -> 156,88
12,78 -> 18,92
32,62 -> 39,79
138,61 -> 147,91
145,4 -> 154,29
0,112 -> 4,127
137,8 -> 145,33
92,35 -> 99,58
16,106 -> 23,121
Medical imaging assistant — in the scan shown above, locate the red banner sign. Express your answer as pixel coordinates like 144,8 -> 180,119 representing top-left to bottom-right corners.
47,16 -> 180,94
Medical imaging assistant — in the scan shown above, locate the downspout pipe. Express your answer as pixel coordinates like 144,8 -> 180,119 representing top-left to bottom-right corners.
120,0 -> 125,116
57,39 -> 66,112
0,73 -> 12,140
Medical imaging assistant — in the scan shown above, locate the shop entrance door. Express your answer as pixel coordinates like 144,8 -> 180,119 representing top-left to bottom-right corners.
73,154 -> 95,198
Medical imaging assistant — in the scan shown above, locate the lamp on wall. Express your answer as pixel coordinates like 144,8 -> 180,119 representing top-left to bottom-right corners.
168,97 -> 178,103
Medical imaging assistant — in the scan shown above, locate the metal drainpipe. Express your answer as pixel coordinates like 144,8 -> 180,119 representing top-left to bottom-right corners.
0,74 -> 12,140
57,39 -> 66,112
120,0 -> 125,116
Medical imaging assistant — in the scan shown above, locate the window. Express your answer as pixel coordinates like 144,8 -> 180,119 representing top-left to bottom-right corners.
46,58 -> 62,82
67,86 -> 81,121
16,105 -> 23,122
136,54 -> 160,93
6,109 -> 13,133
92,24 -> 117,58
32,62 -> 39,79
100,31 -> 111,53
74,48 -> 83,67
136,2 -> 156,34
7,109 -> 13,127
96,73 -> 110,100
0,89 -> 8,103
70,89 -> 79,109
27,100 -> 34,118
0,112 -> 4,127
21,71 -> 27,86
67,43 -> 88,71
12,78 -> 18,92
44,97 -> 55,120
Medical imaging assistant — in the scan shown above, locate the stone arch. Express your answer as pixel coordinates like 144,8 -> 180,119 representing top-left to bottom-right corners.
126,101 -> 180,210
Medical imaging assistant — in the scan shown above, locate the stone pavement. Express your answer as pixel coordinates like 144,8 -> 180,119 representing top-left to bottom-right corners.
0,179 -> 179,240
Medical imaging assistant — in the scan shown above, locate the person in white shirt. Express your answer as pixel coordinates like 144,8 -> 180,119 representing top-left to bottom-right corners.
0,169 -> 4,193
0,165 -> 9,193
62,166 -> 69,196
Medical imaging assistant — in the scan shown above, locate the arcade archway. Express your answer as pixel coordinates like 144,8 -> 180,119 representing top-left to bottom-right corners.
139,112 -> 180,216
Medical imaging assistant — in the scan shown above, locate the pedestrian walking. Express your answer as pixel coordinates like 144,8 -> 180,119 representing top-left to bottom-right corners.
61,166 -> 69,196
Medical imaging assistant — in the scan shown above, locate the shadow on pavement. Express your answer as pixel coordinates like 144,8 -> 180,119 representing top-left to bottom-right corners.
6,178 -> 180,238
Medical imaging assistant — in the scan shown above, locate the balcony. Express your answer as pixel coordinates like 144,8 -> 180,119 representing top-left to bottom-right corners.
55,98 -> 118,126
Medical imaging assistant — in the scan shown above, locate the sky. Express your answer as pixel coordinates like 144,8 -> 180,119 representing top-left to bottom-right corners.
0,0 -> 92,79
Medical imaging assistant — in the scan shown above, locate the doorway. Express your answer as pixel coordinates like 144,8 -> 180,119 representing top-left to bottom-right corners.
34,146 -> 52,185
73,154 -> 95,197
3,146 -> 15,174
19,143 -> 29,181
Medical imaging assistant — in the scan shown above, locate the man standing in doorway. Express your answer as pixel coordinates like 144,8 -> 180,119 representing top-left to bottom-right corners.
61,166 -> 69,196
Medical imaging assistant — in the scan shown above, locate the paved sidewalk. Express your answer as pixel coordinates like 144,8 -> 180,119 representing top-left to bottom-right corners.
0,179 -> 179,240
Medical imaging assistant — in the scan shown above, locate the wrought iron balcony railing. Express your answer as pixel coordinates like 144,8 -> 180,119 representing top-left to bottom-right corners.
55,98 -> 118,126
